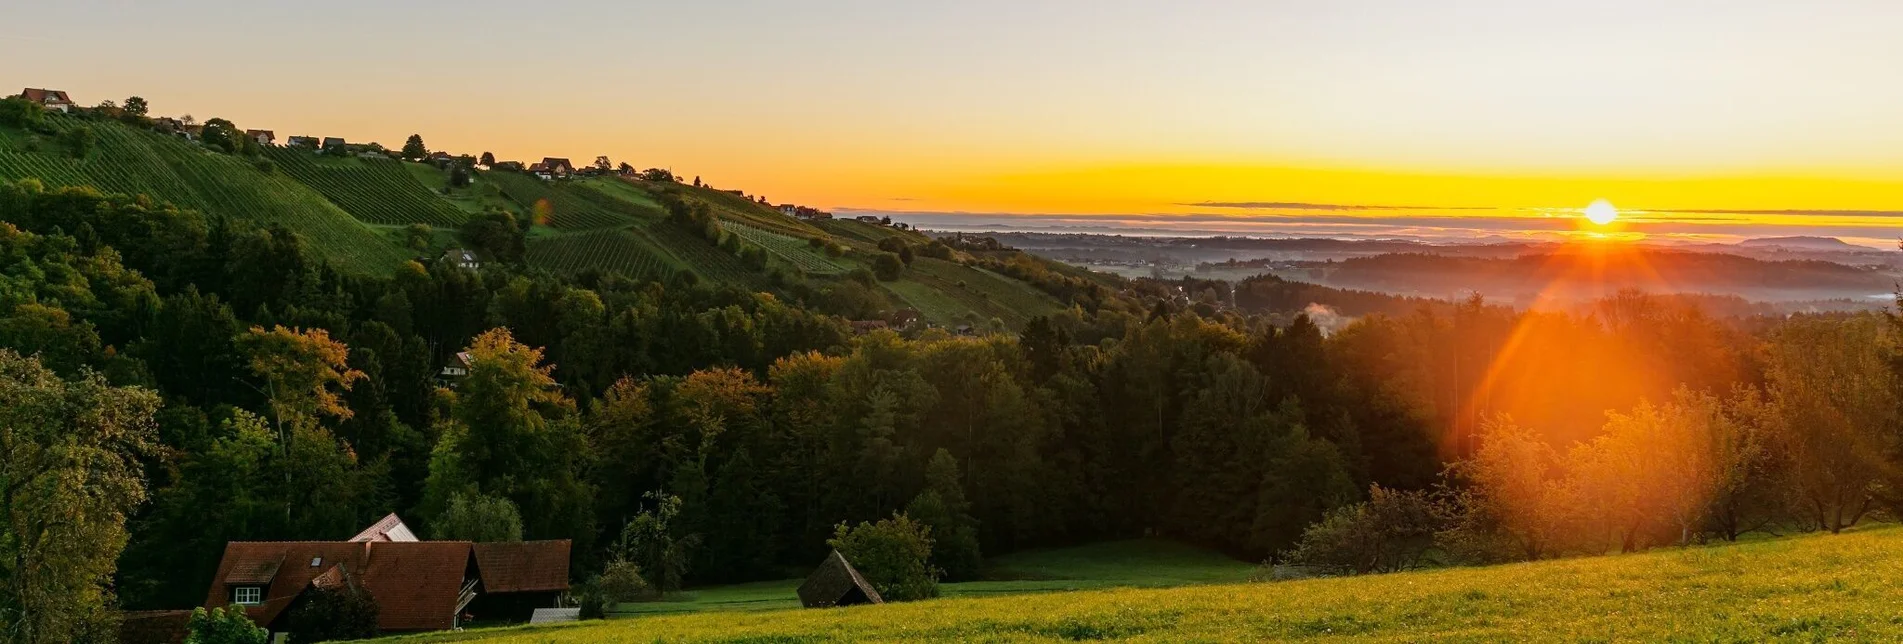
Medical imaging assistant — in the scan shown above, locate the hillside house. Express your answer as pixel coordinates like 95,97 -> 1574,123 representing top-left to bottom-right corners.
286,135 -> 319,149
442,248 -> 481,271
439,351 -> 474,384
780,204 -> 798,217
856,215 -> 884,224
245,129 -> 275,146
17,88 -> 75,112
201,515 -> 571,638
321,137 -> 347,152
531,157 -> 575,180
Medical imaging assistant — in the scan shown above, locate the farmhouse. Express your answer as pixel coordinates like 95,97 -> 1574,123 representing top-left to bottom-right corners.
321,137 -> 347,151
17,88 -> 75,112
286,135 -> 318,149
244,129 -> 275,146
200,515 -> 570,637
780,204 -> 798,216
531,157 -> 575,180
442,248 -> 481,271
439,351 -> 474,384
856,215 -> 884,224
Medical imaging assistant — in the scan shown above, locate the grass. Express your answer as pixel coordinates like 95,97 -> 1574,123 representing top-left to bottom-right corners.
890,258 -> 1065,328
376,526 -> 1903,642
0,118 -> 409,273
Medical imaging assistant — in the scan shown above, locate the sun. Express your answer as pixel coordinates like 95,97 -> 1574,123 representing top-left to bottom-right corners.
1584,199 -> 1619,226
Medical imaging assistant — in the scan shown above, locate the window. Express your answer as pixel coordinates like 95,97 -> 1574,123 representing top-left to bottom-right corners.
233,586 -> 262,605
310,557 -> 323,567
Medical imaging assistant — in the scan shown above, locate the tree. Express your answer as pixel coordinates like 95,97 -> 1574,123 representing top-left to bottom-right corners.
449,165 -> 472,188
184,607 -> 266,644
1762,315 -> 1894,533
201,118 -> 241,153
828,513 -> 939,601
432,491 -> 524,542
1281,485 -> 1441,575
479,151 -> 496,167
62,125 -> 97,159
872,252 -> 905,281
401,134 -> 428,160
594,155 -> 612,172
403,223 -> 432,252
237,326 -> 364,444
0,97 -> 44,128
613,491 -> 700,596
904,449 -> 982,581
0,350 -> 160,643
596,559 -> 651,603
641,168 -> 675,182
459,211 -> 525,263
1441,417 -> 1577,562
123,95 -> 150,118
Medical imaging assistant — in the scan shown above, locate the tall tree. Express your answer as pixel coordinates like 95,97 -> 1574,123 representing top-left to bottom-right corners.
401,134 -> 428,160
0,350 -> 160,643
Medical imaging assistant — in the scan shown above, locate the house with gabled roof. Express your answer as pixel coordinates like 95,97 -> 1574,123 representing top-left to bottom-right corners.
245,129 -> 275,146
200,514 -> 570,638
17,88 -> 75,112
531,157 -> 575,180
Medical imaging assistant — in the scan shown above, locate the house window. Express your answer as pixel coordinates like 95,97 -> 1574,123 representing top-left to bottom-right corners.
233,586 -> 263,605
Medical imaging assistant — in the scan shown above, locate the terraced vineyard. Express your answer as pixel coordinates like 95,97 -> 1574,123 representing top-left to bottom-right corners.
891,257 -> 1065,327
488,171 -> 642,230
267,149 -> 469,226
525,228 -> 681,280
644,221 -> 758,283
723,221 -> 853,275
816,218 -> 919,246
0,119 -> 409,273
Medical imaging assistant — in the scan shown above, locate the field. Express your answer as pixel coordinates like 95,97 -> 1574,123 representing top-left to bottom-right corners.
266,149 -> 470,226
377,526 -> 1903,642
488,171 -> 652,231
0,118 -> 410,272
523,227 -> 685,280
888,258 -> 1066,328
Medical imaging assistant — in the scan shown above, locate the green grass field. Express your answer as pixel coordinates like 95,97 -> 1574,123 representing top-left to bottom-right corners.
376,526 -> 1903,642
0,119 -> 411,273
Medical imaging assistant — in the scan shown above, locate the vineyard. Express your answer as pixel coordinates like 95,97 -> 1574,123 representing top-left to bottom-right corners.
0,119 -> 410,273
722,221 -> 854,275
815,218 -> 921,246
487,171 -> 643,230
267,149 -> 469,226
524,228 -> 682,280
892,257 -> 1065,328
644,221 -> 759,283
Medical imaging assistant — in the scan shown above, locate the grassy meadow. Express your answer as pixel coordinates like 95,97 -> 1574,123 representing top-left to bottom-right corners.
378,526 -> 1903,642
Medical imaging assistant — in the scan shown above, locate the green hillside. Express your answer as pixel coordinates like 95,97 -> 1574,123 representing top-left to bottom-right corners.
0,113 -> 1083,328
0,118 -> 410,272
382,527 -> 1903,643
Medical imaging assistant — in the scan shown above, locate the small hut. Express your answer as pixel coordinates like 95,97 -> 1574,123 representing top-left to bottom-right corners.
796,550 -> 885,608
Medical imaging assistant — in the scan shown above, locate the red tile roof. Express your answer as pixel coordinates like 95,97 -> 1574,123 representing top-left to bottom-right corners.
472,541 -> 572,593
19,88 -> 72,105
204,536 -> 570,632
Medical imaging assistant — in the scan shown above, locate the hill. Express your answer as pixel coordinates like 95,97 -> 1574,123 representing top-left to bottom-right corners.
1738,235 -> 1860,250
0,116 -> 411,272
0,112 -> 1087,328
379,526 -> 1903,642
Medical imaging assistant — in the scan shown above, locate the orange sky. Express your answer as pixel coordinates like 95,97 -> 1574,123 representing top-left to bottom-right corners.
7,1 -> 1903,226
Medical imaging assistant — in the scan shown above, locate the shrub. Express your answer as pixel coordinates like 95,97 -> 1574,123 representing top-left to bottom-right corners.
598,559 -> 653,603
1280,485 -> 1443,575
185,606 -> 266,644
872,252 -> 905,281
575,582 -> 608,620
828,513 -> 940,601
62,126 -> 97,159
0,97 -> 44,128
284,585 -> 380,642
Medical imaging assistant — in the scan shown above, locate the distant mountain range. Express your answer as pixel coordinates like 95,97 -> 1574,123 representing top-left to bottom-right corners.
1736,236 -> 1861,250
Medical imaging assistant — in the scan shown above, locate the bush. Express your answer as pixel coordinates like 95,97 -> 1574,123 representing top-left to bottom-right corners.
0,97 -> 45,128
185,606 -> 266,644
575,582 -> 608,620
62,126 -> 97,159
872,252 -> 905,281
284,585 -> 380,642
598,559 -> 653,603
1280,485 -> 1442,575
828,513 -> 940,601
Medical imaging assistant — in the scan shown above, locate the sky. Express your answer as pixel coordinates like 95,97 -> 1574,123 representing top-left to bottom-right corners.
8,0 -> 1903,242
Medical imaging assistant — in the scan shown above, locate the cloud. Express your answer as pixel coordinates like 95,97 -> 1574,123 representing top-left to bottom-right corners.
1645,208 -> 1903,219
1184,201 -> 1492,211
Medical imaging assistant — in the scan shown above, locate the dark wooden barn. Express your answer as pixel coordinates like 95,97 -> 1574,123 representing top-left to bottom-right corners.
796,550 -> 885,608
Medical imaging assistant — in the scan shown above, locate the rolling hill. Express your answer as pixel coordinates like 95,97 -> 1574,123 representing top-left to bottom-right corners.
0,113 -> 1080,328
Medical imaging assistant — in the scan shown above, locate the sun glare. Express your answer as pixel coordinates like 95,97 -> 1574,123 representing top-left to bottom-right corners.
1584,199 -> 1619,226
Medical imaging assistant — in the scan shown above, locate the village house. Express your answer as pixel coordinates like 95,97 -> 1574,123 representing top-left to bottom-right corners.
442,248 -> 481,271
244,129 -> 275,146
856,215 -> 884,224
780,204 -> 798,217
17,88 -> 75,112
530,157 -> 575,180
199,515 -> 571,638
321,137 -> 347,152
438,351 -> 474,384
286,135 -> 319,149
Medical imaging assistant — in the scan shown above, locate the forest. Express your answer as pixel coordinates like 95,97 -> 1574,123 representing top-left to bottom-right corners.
4,174 -> 1903,642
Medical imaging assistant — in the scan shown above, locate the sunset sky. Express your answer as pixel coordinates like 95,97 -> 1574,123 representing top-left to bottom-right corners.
8,1 -> 1903,241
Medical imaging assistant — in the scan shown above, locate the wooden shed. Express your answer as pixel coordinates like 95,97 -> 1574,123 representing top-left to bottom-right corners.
796,550 -> 885,609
